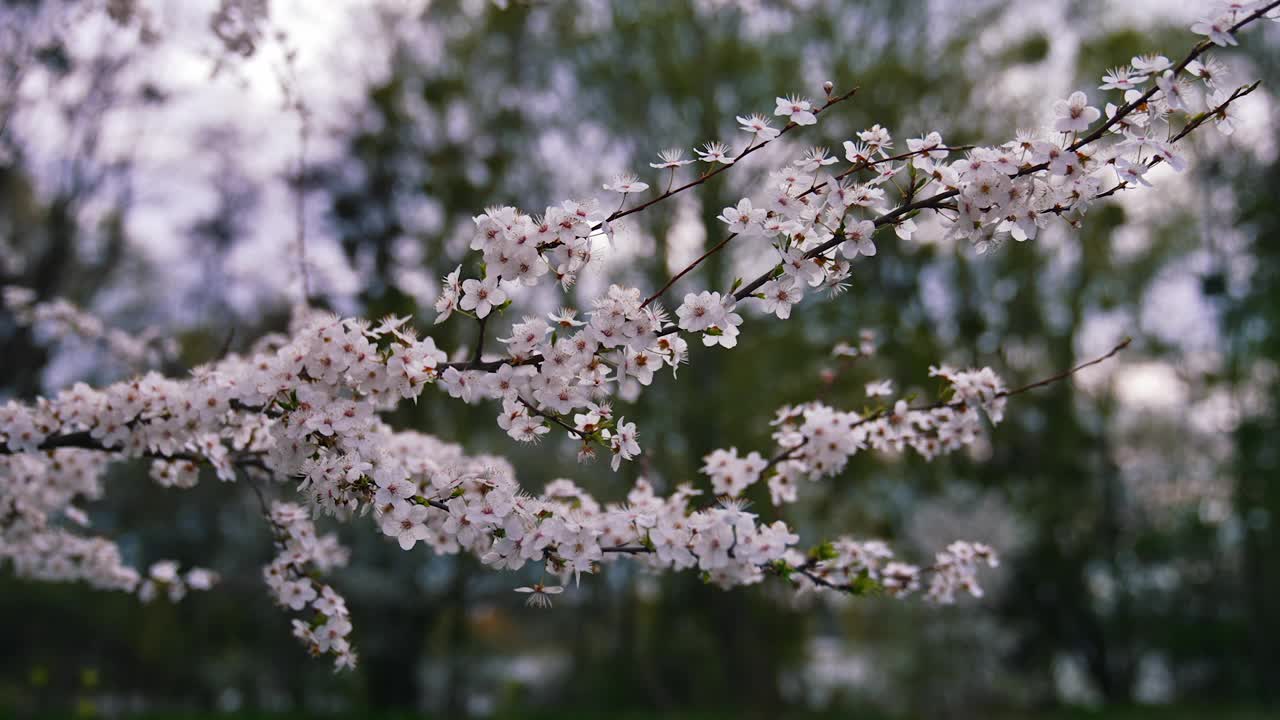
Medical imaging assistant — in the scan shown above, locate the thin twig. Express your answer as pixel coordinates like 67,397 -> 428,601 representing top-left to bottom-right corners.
1001,336 -> 1131,397
469,314 -> 489,370
517,396 -> 581,436
845,337 -> 1133,432
605,86 -> 860,227
728,8 -> 1276,304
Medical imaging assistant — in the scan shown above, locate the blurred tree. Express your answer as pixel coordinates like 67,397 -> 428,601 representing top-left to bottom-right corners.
2,1 -> 1279,717
1224,40 -> 1280,704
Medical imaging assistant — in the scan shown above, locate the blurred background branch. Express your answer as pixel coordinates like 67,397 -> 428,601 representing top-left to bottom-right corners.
1,0 -> 1278,718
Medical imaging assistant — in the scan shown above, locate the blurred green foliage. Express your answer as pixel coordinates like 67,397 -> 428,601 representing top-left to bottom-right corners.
2,706 -> 1278,720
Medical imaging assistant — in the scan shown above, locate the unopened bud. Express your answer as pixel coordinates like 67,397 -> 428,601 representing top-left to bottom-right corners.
823,81 -> 834,96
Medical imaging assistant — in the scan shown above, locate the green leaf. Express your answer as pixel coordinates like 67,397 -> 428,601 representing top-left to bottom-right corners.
849,570 -> 883,596
808,541 -> 838,561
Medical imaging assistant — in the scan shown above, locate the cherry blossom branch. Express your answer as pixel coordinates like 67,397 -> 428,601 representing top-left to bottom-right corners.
1069,1 -> 1278,150
406,10 -> 1266,468
606,86 -> 860,226
852,336 -> 1131,431
643,145 -> 971,308
750,336 -> 1130,480
517,396 -> 581,436
1053,82 -> 1259,208
642,232 -> 738,308
4,7 -> 1272,672
843,2 -> 1275,238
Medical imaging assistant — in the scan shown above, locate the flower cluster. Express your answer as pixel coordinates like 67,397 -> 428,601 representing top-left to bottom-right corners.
450,199 -> 602,309
926,540 -> 1000,603
0,445 -> 214,600
414,7 -> 1263,478
675,291 -> 744,348
3,285 -> 177,373
263,501 -> 356,670
697,365 -> 1009,507
0,309 -> 996,670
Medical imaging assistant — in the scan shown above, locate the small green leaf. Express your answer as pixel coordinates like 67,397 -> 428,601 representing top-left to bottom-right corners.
850,570 -> 883,596
809,541 -> 838,561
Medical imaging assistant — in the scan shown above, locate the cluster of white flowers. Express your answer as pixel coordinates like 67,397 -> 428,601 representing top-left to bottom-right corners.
698,365 -> 1008,507
675,290 -> 745,347
0,445 -> 215,600
1192,2 -> 1280,46
0,310 -> 997,669
262,501 -> 356,670
3,285 -> 177,372
792,539 -> 997,603
445,200 -> 603,310
1,2 -> 1272,671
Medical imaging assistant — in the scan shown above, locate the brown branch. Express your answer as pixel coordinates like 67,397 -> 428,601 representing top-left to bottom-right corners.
601,545 -> 650,554
1067,2 -> 1278,151
642,232 -> 738,308
1002,336 -> 1131,397
727,5 -> 1277,304
842,337 -> 1132,432
2,430 -> 208,462
444,356 -> 532,373
469,314 -> 489,370
517,396 -> 581,436
1170,80 -> 1259,144
643,144 -> 971,309
762,438 -> 807,472
604,86 -> 860,227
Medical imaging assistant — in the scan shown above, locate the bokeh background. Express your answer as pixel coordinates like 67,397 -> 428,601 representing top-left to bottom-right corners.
2,0 -> 1279,717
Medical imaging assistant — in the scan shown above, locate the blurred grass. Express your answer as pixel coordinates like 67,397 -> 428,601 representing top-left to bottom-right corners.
995,708 -> 1278,720
5,707 -> 1278,720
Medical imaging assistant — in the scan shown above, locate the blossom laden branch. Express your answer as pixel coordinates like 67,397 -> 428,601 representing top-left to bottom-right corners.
606,85 -> 860,227
642,144 -> 971,309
